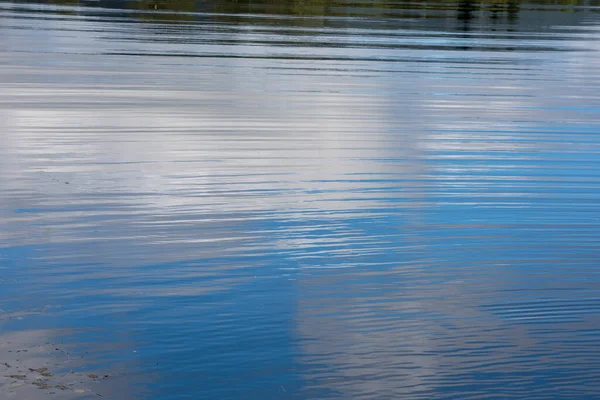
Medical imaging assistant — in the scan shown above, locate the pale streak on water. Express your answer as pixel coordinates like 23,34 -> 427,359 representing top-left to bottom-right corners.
1,1 -> 600,399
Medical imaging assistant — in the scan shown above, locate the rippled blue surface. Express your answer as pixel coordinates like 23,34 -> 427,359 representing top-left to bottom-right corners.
1,0 -> 600,398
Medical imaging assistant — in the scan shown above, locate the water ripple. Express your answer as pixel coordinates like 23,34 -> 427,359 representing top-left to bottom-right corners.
2,0 -> 600,399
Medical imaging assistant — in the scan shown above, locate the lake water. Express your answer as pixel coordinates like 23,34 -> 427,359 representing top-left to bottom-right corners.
1,0 -> 600,399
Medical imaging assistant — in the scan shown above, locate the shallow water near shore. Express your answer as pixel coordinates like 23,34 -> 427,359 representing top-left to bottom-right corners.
2,0 -> 600,399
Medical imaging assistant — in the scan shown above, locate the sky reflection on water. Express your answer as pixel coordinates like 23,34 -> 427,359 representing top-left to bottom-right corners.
2,0 -> 600,399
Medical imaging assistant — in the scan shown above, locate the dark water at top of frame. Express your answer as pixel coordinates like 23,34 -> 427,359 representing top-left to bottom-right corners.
1,0 -> 600,399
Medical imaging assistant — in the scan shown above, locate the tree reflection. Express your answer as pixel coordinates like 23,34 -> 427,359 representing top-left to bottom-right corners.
30,0 -> 600,27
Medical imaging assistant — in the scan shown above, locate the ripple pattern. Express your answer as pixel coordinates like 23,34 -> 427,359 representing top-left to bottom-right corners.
1,1 -> 600,399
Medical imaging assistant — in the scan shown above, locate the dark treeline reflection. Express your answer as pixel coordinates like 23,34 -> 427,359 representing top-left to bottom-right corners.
10,0 -> 600,27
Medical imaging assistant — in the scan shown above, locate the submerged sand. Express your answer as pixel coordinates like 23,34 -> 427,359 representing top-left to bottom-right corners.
0,330 -> 122,399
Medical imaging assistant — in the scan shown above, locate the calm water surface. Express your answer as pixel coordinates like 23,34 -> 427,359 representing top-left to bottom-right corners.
1,0 -> 600,398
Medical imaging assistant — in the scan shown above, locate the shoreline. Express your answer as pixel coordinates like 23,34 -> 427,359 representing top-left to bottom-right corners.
1,329 -> 116,399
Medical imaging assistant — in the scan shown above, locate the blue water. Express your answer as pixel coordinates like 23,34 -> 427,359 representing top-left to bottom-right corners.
1,0 -> 600,399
